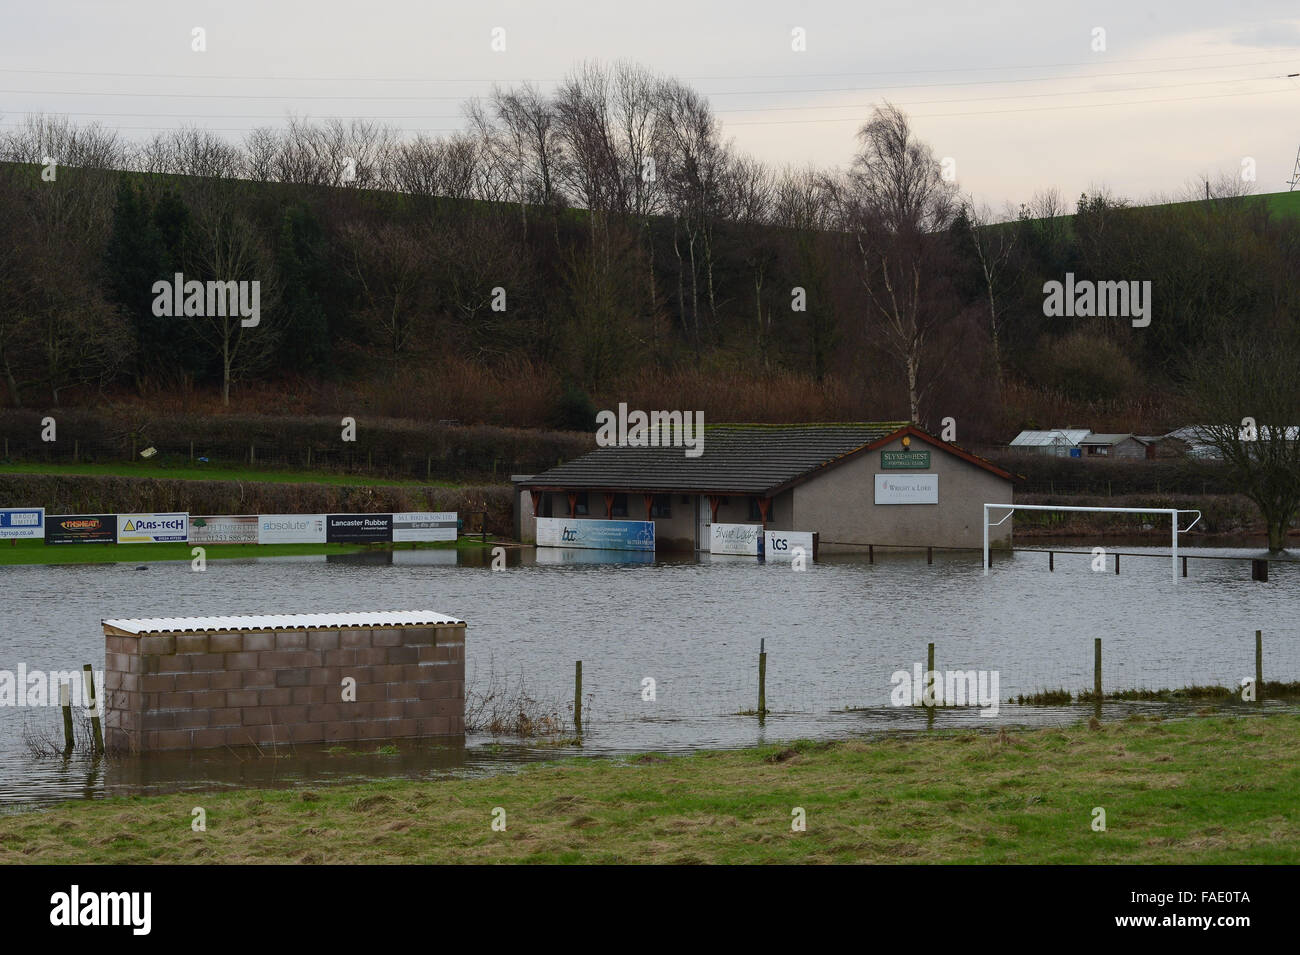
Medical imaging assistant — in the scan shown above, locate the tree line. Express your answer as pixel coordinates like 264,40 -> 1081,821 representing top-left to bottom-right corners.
1,59 -> 1298,444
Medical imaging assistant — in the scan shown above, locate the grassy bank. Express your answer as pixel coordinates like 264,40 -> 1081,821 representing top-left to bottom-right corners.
0,538 -> 494,566
2,713 -> 1296,863
0,461 -> 453,487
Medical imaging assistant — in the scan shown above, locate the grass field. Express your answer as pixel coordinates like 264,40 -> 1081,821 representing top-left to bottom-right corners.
0,461 -> 455,487
0,537 -> 491,566
2,713 -> 1296,864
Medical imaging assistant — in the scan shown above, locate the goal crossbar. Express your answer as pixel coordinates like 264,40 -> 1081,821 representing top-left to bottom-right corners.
983,504 -> 1202,583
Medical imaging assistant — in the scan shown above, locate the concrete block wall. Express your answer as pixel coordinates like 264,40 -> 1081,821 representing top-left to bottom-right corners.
103,623 -> 465,753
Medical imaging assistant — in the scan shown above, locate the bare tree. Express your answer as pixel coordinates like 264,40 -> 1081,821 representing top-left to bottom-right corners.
834,103 -> 960,424
963,197 -> 1019,395
188,199 -> 281,404
1186,334 -> 1300,552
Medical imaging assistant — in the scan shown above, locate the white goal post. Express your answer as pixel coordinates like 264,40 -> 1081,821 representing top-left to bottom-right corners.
983,504 -> 1202,583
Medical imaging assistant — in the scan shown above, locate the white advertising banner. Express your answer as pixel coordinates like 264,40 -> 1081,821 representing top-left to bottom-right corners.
874,473 -> 939,505
710,522 -> 763,555
392,511 -> 458,542
0,507 -> 44,540
257,514 -> 327,544
117,512 -> 189,543
189,515 -> 258,544
764,530 -> 816,559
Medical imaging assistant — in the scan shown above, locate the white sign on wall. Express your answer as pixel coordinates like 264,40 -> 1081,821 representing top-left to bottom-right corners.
874,473 -> 939,505
257,514 -> 327,544
710,522 -> 763,555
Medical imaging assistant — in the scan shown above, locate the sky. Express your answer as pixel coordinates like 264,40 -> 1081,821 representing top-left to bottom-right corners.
3,0 -> 1299,213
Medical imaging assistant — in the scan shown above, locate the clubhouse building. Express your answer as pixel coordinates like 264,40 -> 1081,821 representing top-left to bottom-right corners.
513,423 -> 1015,554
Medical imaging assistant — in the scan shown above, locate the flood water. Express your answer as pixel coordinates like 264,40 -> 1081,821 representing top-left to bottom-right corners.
2,541 -> 1297,812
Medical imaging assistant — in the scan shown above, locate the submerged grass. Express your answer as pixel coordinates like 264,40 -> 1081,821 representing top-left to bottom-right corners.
2,713 -> 1298,864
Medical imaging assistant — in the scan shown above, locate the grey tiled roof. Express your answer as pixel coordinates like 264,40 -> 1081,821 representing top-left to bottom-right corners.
520,423 -> 910,495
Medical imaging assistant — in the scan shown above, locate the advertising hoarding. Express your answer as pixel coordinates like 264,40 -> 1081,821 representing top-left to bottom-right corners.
874,474 -> 939,505
0,507 -> 44,540
535,517 -> 655,551
45,514 -> 115,544
710,522 -> 764,556
257,514 -> 326,544
326,514 -> 393,544
189,515 -> 258,544
116,513 -> 188,543
764,530 -> 817,560
391,511 -> 458,542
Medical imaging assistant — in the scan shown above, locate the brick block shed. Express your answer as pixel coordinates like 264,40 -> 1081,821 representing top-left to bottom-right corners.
101,611 -> 465,753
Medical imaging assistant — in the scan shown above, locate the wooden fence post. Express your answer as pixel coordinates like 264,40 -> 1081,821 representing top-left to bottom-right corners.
1094,638 -> 1102,701
758,639 -> 767,716
574,661 -> 582,736
1256,630 -> 1264,702
60,683 -> 74,755
82,665 -> 104,755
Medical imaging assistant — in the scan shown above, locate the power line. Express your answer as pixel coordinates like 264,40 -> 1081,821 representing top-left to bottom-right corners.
7,71 -> 1290,123
725,85 -> 1299,124
0,47 -> 1296,84
4,83 -> 1293,136
0,58 -> 1295,103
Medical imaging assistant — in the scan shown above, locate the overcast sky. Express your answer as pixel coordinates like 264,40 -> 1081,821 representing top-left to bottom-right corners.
4,1 -> 1299,212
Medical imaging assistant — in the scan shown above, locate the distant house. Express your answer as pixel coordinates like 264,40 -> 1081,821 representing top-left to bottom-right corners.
1164,426 -> 1222,460
1164,424 -> 1300,461
1079,433 -> 1148,459
1008,429 -> 1090,456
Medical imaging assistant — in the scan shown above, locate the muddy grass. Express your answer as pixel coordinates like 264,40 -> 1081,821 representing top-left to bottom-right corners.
1,713 -> 1297,864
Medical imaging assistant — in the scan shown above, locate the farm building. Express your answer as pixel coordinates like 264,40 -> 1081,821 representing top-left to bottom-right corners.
513,423 -> 1015,554
1078,433 -> 1148,459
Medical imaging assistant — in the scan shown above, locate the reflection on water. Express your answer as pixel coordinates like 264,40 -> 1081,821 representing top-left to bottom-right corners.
1,539 -> 1297,811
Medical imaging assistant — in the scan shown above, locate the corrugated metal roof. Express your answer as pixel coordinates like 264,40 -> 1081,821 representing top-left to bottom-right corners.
102,611 -> 464,635
520,423 -> 910,494
1009,429 -> 1090,447
1080,433 -> 1133,445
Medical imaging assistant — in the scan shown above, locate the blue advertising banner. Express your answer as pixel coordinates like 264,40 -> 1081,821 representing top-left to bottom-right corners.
0,507 -> 45,539
535,517 -> 655,551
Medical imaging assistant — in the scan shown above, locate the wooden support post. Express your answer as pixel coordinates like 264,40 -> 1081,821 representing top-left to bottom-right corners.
481,511 -> 488,543
250,443 -> 255,465
1252,559 -> 1268,582
1114,553 -> 1120,575
868,544 -> 874,564
1182,555 -> 1187,578
1256,630 -> 1263,702
926,642 -> 935,707
926,546 -> 933,565
60,683 -> 74,755
1094,638 -> 1102,700
574,661 -> 582,736
82,665 -> 104,755
1049,551 -> 1054,572
758,638 -> 767,716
